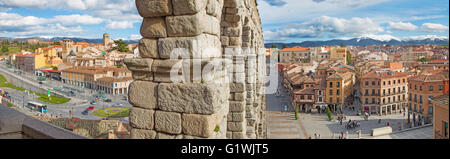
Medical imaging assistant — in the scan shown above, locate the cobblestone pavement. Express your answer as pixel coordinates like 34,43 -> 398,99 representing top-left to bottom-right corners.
266,111 -> 307,139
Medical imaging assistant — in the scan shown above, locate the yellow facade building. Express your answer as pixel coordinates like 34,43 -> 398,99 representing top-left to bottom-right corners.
326,72 -> 354,111
330,47 -> 347,64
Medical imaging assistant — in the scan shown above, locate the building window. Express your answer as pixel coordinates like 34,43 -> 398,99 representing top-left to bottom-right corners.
409,103 -> 412,110
337,82 -> 340,87
419,105 -> 422,113
329,90 -> 333,95
388,81 -> 391,85
415,85 -> 417,90
383,81 -> 386,86
308,95 -> 312,100
329,98 -> 333,103
388,97 -> 391,103
329,82 -> 333,88
337,98 -> 340,103
439,85 -> 443,91
372,89 -> 375,95
403,79 -> 405,83
393,88 -> 395,93
300,95 -> 304,100
388,89 -> 391,94
372,81 -> 375,86
402,94 -> 405,101
414,104 -> 417,111
428,106 -> 433,115
319,97 -> 322,102
393,96 -> 396,102
393,80 -> 396,84
337,90 -> 340,95
398,79 -> 400,84
419,95 -> 423,103
383,89 -> 386,95
365,98 -> 368,104
372,98 -> 375,104
428,96 -> 433,104
365,89 -> 368,96
414,94 -> 417,102
420,85 -> 422,91
403,86 -> 405,91
429,86 -> 433,91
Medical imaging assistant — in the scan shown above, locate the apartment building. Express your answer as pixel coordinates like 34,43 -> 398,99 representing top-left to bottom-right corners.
431,94 -> 449,139
326,72 -> 353,112
330,47 -> 348,64
61,66 -> 132,95
408,70 -> 449,124
279,47 -> 310,63
360,70 -> 409,115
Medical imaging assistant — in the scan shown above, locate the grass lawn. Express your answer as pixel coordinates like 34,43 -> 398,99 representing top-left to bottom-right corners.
0,74 -> 70,104
93,107 -> 130,118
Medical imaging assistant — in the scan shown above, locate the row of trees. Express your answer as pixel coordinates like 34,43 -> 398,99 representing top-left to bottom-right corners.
0,40 -> 49,55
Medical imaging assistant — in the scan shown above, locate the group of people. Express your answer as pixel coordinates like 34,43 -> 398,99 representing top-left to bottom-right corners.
345,120 -> 360,130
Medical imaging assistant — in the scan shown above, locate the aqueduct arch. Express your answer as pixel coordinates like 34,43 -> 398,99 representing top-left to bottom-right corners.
125,0 -> 266,139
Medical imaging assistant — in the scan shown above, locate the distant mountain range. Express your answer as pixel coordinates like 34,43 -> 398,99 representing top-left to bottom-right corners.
0,37 -> 139,44
265,36 -> 449,48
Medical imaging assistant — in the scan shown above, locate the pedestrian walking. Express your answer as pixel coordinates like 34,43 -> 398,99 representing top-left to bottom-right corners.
378,119 -> 381,124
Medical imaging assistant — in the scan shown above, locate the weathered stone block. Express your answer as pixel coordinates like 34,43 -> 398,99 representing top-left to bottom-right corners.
124,58 -> 153,72
230,83 -> 245,93
166,13 -> 204,37
132,72 -> 154,81
156,132 -> 177,139
131,129 -> 157,139
158,34 -> 221,59
182,113 -> 216,138
128,81 -> 158,109
229,101 -> 245,112
158,83 -> 228,114
155,111 -> 182,134
232,112 -> 245,122
226,131 -> 232,139
232,132 -> 245,139
172,0 -> 207,15
229,37 -> 241,46
136,0 -> 172,17
206,0 -> 221,17
139,38 -> 158,58
234,92 -> 245,101
130,107 -> 155,130
141,17 -> 167,38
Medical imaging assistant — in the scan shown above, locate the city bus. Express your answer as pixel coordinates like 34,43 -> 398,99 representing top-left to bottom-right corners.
26,101 -> 48,113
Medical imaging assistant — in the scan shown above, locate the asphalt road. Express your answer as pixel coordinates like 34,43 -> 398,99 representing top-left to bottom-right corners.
1,62 -> 131,122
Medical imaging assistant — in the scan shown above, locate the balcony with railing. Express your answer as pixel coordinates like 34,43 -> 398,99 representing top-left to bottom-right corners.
0,105 -> 88,139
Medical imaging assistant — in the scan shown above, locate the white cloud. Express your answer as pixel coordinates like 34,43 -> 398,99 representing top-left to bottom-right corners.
258,0 -> 389,25
53,14 -> 104,26
263,16 -> 384,41
105,20 -> 135,29
421,23 -> 449,32
387,22 -> 418,31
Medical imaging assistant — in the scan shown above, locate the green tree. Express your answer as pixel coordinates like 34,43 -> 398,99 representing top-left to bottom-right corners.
112,39 -> 130,52
340,42 -> 345,47
346,51 -> 352,65
116,64 -> 124,68
52,42 -> 61,45
271,44 -> 277,48
418,57 -> 430,62
52,66 -> 58,71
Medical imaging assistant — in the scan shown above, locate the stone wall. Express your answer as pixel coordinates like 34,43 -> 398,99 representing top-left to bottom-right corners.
125,0 -> 266,139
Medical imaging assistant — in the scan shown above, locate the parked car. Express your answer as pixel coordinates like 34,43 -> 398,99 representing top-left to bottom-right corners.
104,99 -> 112,102
81,110 -> 88,115
87,106 -> 95,111
90,101 -> 97,105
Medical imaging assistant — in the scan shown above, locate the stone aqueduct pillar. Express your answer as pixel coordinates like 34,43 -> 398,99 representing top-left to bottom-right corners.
125,0 -> 266,139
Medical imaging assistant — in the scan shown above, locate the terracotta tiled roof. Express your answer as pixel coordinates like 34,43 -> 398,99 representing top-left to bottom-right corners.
361,70 -> 409,79
431,94 -> 449,107
97,77 -> 133,83
279,47 -> 310,52
293,88 -> 315,95
408,72 -> 449,82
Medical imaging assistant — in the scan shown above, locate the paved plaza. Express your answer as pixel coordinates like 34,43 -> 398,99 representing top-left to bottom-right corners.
265,71 -> 416,139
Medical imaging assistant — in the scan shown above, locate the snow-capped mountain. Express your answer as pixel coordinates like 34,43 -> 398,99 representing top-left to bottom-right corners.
265,35 -> 449,48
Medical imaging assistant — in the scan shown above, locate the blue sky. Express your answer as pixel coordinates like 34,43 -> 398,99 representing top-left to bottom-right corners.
0,0 -> 448,43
